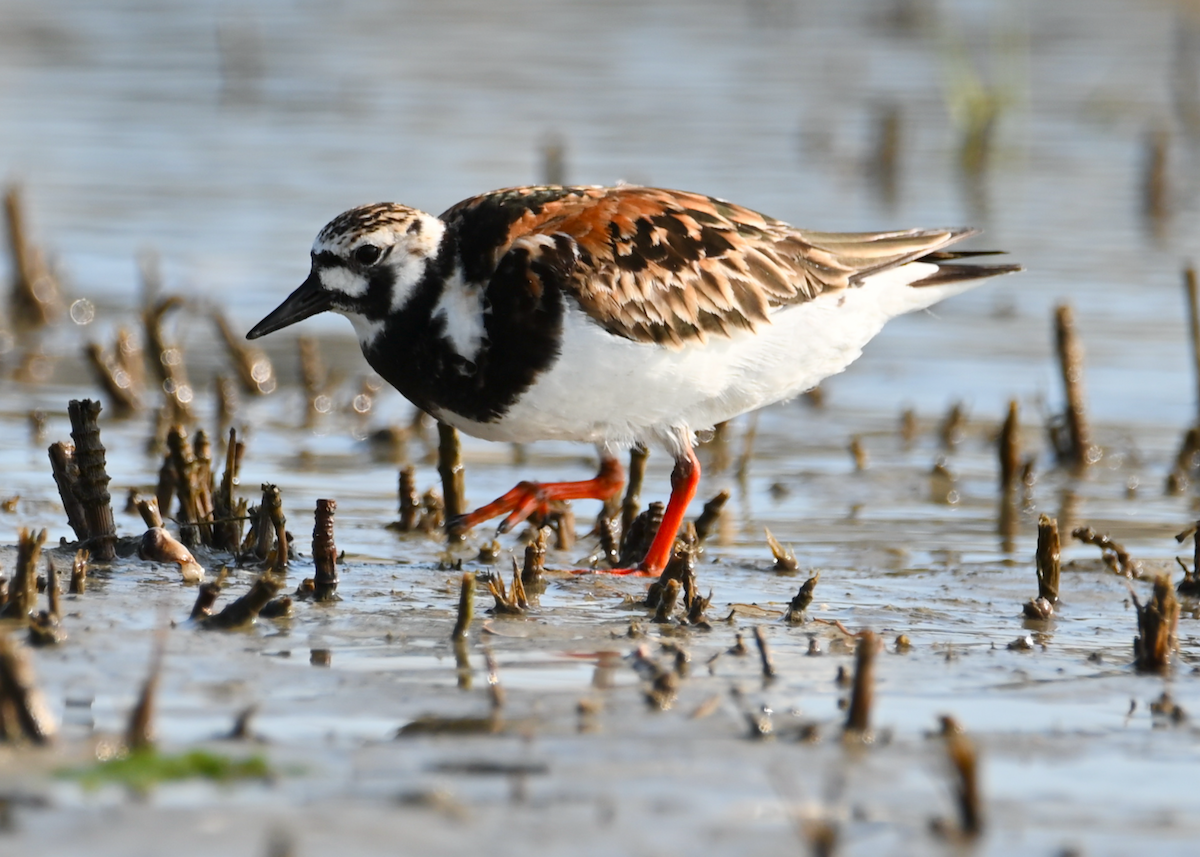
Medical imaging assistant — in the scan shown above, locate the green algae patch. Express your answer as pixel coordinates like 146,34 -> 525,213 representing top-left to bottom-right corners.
62,749 -> 274,794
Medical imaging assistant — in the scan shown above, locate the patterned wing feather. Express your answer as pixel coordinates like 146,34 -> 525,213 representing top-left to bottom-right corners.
443,186 -> 994,347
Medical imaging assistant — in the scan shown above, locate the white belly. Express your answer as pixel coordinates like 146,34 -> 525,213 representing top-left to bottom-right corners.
433,263 -> 975,446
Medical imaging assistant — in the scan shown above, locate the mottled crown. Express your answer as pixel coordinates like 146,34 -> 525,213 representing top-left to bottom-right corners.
316,203 -> 427,252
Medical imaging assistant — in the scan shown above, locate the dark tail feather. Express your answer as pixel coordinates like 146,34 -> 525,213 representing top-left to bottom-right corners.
919,249 -> 1010,261
908,261 -> 1023,288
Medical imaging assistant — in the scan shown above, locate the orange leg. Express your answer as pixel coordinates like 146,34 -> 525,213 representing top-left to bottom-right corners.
448,454 -> 625,536
604,445 -> 701,577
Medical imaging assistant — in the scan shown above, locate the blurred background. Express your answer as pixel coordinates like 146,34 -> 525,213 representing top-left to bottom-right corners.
1,0 -> 1199,424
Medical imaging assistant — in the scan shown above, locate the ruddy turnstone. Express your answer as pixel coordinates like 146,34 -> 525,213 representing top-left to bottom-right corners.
247,185 -> 1019,575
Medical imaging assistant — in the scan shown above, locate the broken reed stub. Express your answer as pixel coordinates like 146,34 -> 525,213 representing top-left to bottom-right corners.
393,466 -> 420,532
619,501 -> 664,568
1035,514 -> 1060,604
5,185 -> 63,329
785,572 -> 820,624
753,626 -> 776,678
451,572 -> 475,640
521,527 -> 547,588
998,399 -> 1020,493
692,489 -> 729,543
942,717 -> 984,838
1186,268 -> 1200,430
436,422 -> 467,531
1051,304 -> 1096,468
1134,573 -> 1179,673
67,399 -> 117,560
125,640 -> 164,752
0,528 -> 46,622
311,499 -> 340,602
844,630 -> 878,736
48,442 -> 88,542
621,444 -> 649,538
0,633 -> 57,743
200,573 -> 284,629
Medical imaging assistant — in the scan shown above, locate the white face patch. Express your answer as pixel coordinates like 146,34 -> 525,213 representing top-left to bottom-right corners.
432,268 -> 487,362
389,216 -> 446,314
343,311 -> 387,349
318,265 -> 368,297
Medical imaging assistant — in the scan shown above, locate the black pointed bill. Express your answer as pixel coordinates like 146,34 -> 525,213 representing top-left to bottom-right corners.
246,271 -> 333,340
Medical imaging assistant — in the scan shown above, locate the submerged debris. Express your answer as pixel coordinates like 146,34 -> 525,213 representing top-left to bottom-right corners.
138,527 -> 204,583
1072,526 -> 1138,577
199,573 -> 284,630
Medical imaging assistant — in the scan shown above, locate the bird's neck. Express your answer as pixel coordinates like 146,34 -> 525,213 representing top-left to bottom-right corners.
359,231 -> 564,426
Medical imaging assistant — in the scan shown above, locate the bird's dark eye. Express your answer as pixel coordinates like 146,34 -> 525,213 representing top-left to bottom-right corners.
354,244 -> 383,266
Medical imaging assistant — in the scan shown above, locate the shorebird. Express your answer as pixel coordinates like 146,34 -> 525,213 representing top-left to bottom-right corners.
247,185 -> 1019,575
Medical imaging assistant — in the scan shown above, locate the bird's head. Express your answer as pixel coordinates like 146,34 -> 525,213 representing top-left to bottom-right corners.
247,202 -> 446,343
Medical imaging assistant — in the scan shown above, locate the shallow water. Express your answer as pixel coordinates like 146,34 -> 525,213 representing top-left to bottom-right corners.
3,0 -> 1200,855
